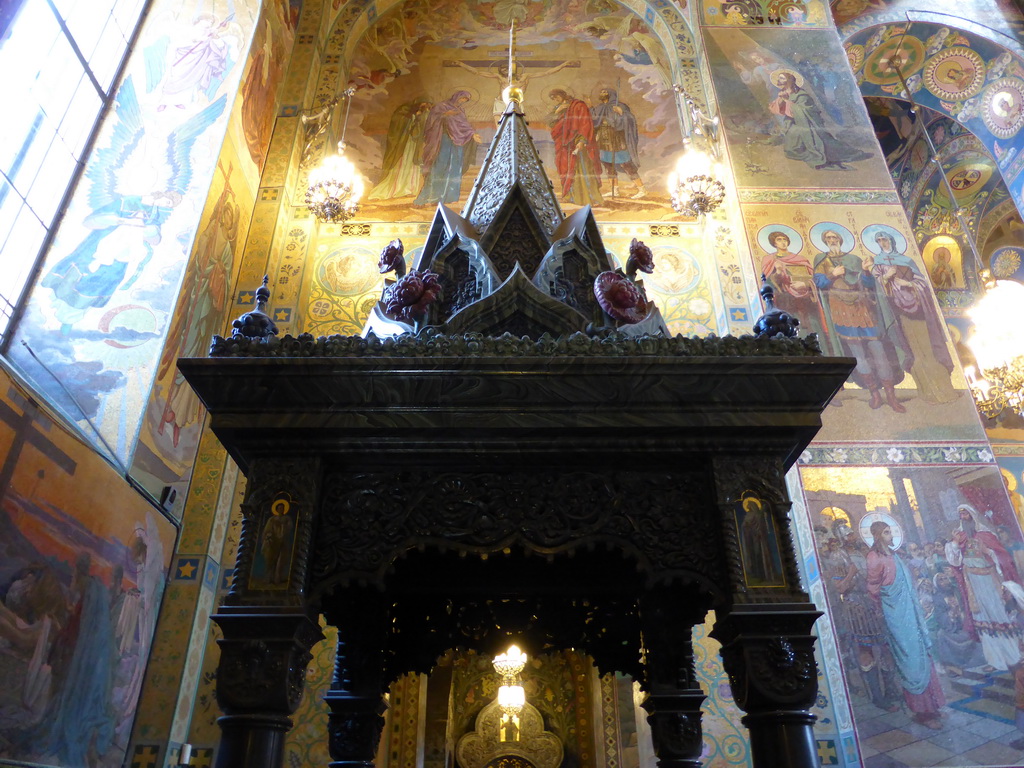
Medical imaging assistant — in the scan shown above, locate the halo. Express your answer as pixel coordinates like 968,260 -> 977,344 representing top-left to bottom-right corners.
542,85 -> 575,104
741,494 -> 764,513
859,511 -> 903,550
809,221 -> 855,253
861,224 -> 907,255
757,224 -> 803,254
772,68 -> 804,88
1001,466 -> 1018,492
271,496 -> 292,516
460,85 -> 481,103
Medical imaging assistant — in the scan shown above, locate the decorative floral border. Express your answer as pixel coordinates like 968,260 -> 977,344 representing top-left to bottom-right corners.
737,189 -> 900,204
798,444 -> 995,466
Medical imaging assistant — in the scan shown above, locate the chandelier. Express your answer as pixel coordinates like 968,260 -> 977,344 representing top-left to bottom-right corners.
965,270 -> 1024,419
305,87 -> 363,223
493,644 -> 527,718
667,142 -> 725,218
668,87 -> 724,218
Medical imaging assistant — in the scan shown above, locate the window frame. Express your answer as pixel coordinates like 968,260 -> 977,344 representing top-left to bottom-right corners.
0,0 -> 152,350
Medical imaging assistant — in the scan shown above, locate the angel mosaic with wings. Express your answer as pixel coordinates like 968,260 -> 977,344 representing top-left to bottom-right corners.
41,75 -> 226,333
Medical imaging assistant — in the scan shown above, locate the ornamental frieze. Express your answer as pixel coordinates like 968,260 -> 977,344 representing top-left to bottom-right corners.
311,470 -> 724,590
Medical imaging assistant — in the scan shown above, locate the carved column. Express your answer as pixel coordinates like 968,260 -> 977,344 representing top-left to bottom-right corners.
324,594 -> 389,768
709,455 -> 821,768
639,591 -> 708,768
214,611 -> 323,768
711,605 -> 821,768
213,457 -> 324,768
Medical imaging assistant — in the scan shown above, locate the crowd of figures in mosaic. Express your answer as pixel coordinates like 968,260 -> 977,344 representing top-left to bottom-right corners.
802,462 -> 1024,759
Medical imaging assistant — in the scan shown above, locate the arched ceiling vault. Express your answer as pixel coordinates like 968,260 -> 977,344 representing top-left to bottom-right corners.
843,20 -> 1024,228
842,15 -> 1024,290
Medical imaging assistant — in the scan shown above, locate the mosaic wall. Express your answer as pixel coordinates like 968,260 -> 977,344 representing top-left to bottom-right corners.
3,0 -> 1018,764
0,366 -> 177,768
703,26 -> 891,189
322,0 -> 686,222
5,0 -> 277,477
833,0 -> 1024,50
845,21 -> 1024,217
127,135 -> 255,506
798,458 -> 1024,765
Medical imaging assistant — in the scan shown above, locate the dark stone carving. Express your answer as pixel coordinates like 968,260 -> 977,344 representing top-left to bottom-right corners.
546,248 -> 590,314
445,265 -> 589,338
209,326 -> 823,359
753,274 -> 800,339
646,711 -> 702,760
712,606 -> 821,712
593,239 -> 658,325
753,637 -> 815,696
311,470 -> 724,591
327,710 -> 386,768
487,206 -> 545,280
711,605 -> 822,768
378,238 -> 406,278
625,238 -> 655,280
639,591 -> 707,768
227,275 -> 278,343
532,225 -> 615,328
213,612 -> 323,716
325,597 -> 388,768
382,269 -> 442,325
437,248 -> 478,317
594,271 -> 651,324
217,639 -> 307,713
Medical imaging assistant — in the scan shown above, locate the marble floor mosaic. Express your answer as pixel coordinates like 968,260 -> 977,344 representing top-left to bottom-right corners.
851,669 -> 1024,768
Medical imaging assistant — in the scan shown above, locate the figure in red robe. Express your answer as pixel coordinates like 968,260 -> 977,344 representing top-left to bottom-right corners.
548,89 -> 603,206
945,504 -> 1023,671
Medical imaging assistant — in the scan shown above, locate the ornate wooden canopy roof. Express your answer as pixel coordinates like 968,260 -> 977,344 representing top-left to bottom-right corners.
181,94 -> 854,768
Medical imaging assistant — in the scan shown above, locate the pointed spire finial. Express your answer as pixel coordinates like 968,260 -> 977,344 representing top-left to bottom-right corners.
230,275 -> 279,341
502,21 -> 523,107
753,273 -> 800,338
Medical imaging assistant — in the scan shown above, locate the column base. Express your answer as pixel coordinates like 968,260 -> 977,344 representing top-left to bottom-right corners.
215,713 -> 292,768
741,710 -> 817,768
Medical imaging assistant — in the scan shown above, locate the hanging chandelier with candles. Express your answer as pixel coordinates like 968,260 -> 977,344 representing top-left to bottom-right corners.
667,143 -> 726,218
964,270 -> 1024,419
667,88 -> 725,219
305,87 -> 364,223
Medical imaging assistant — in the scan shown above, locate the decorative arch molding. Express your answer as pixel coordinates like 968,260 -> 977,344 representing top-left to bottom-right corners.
456,699 -> 563,768
865,96 -> 1009,300
837,8 -> 1024,58
846,19 -> 1024,228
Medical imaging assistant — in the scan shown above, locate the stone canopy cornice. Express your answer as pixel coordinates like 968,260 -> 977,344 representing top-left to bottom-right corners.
208,328 -> 824,359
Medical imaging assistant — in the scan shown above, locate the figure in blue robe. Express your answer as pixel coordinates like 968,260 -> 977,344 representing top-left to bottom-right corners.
43,553 -> 117,765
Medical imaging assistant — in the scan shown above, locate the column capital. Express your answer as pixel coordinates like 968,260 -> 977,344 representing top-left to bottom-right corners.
213,610 -> 323,715
711,604 -> 821,712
